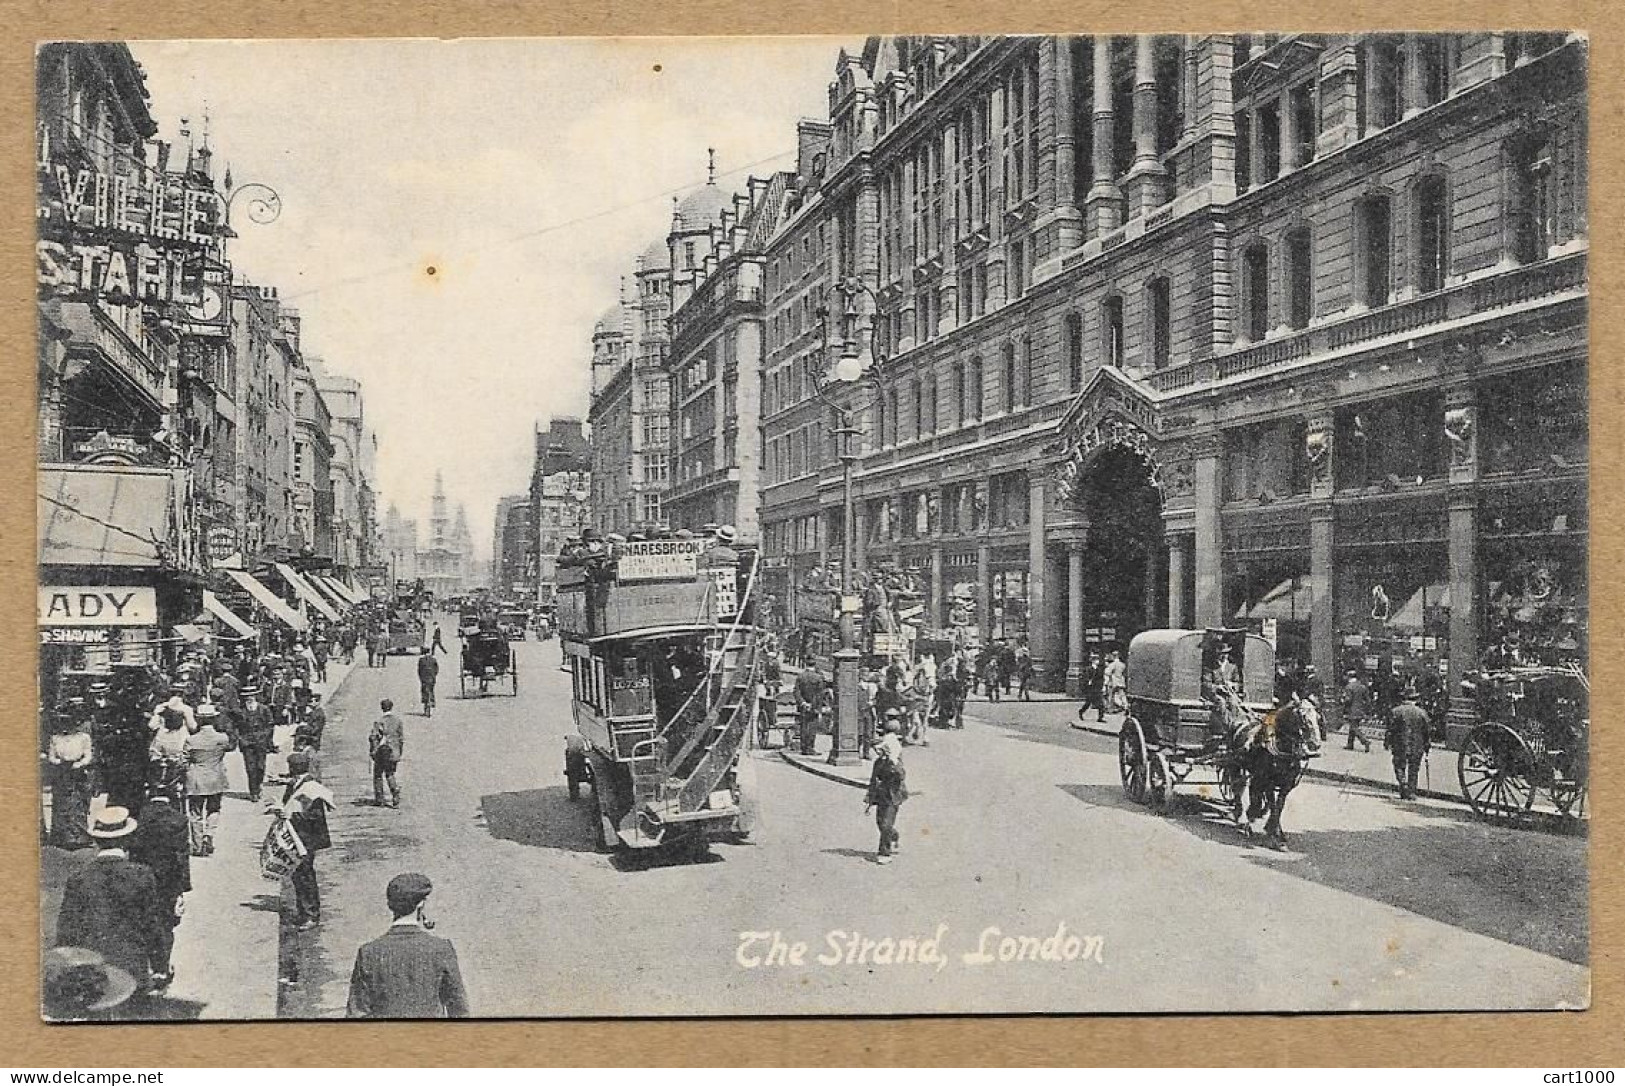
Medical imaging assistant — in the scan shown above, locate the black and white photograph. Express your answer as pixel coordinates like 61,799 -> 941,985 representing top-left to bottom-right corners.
34,32 -> 1589,1022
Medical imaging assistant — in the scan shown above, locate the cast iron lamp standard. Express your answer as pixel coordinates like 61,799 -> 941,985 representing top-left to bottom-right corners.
812,277 -> 891,766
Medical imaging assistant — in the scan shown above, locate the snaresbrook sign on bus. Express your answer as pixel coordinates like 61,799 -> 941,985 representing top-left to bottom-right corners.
615,540 -> 703,583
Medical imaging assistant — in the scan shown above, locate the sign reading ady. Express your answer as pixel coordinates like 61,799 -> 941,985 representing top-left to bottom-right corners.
38,586 -> 157,626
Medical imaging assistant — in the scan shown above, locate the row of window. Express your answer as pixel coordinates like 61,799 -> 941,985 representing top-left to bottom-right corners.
762,514 -> 820,558
763,424 -> 825,486
874,50 -> 1041,282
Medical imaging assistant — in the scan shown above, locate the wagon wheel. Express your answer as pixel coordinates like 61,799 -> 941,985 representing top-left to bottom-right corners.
1147,750 -> 1172,813
1548,744 -> 1588,819
1458,723 -> 1537,824
1118,718 -> 1149,804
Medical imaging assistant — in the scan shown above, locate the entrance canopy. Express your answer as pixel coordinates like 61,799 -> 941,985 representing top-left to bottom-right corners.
275,562 -> 339,622
38,465 -> 169,568
225,569 -> 306,632
203,591 -> 257,639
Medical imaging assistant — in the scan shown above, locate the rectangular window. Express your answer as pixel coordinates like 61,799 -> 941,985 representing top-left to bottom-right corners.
911,376 -> 923,441
1244,244 -> 1270,339
967,357 -> 983,421
1149,278 -> 1172,369
1416,175 -> 1449,293
1066,312 -> 1084,391
1010,238 -> 1026,298
1368,37 -> 1402,130
951,362 -> 965,428
923,374 -> 937,433
1357,195 -> 1393,307
1002,344 -> 1017,412
1286,227 -> 1313,329
1510,135 -> 1554,265
1420,37 -> 1451,106
1290,82 -> 1317,167
1234,113 -> 1251,193
1103,296 -> 1125,368
1257,102 -> 1281,183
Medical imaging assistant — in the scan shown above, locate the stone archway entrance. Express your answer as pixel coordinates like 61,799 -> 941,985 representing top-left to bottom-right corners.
1048,368 -> 1169,694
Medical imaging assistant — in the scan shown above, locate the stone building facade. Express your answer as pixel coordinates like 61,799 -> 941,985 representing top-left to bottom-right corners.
662,171 -> 790,538
755,33 -> 1586,697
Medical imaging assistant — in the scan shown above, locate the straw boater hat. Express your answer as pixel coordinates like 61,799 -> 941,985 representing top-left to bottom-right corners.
89,807 -> 138,839
715,524 -> 738,545
88,680 -> 110,695
42,947 -> 138,1017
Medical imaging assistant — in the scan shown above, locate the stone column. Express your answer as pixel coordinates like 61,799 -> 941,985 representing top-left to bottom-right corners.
929,544 -> 945,628
1167,534 -> 1189,628
977,543 -> 993,640
1143,543 -> 1161,626
1309,502 -> 1336,722
1037,36 -> 1085,268
1402,34 -> 1427,118
1066,542 -> 1087,694
1027,473 -> 1053,686
1182,36 -> 1199,138
1280,88 -> 1301,172
1085,36 -> 1124,235
1362,40 -> 1386,133
1053,37 -> 1078,212
1124,34 -> 1170,216
1447,494 -> 1478,693
1192,438 -> 1225,626
1445,385 -> 1479,740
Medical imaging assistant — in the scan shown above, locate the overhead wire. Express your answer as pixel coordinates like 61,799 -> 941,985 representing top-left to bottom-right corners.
278,147 -> 796,303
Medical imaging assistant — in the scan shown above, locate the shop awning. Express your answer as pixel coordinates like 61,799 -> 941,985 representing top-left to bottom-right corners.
319,574 -> 362,607
327,577 -> 364,604
1391,583 -> 1450,630
38,465 -> 169,568
224,569 -> 307,632
303,574 -> 349,612
275,563 -> 339,622
1236,578 -> 1315,622
203,591 -> 257,639
173,623 -> 210,644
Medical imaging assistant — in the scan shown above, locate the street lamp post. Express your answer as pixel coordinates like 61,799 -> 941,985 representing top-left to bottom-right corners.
813,277 -> 889,766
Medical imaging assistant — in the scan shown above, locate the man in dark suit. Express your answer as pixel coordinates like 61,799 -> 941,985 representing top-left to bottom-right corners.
55,807 -> 166,994
346,872 -> 469,1018
1385,684 -> 1433,801
237,685 -> 275,802
127,768 -> 191,988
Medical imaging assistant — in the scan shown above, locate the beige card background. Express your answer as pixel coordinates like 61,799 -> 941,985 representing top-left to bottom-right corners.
0,0 -> 1619,1067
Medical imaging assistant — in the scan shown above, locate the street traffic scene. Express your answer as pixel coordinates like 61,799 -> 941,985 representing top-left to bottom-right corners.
37,32 -> 1589,1021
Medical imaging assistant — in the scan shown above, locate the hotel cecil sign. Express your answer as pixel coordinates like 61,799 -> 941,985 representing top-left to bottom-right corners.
35,127 -> 223,306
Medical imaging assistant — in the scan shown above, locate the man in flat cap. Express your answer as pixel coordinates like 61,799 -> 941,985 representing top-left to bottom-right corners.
346,872 -> 469,1018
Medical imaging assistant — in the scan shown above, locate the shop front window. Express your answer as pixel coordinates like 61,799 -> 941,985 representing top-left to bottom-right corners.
1334,391 -> 1445,490
1480,361 -> 1587,476
992,569 -> 1030,641
1227,560 -> 1313,671
1223,419 -> 1310,501
1333,547 -> 1450,690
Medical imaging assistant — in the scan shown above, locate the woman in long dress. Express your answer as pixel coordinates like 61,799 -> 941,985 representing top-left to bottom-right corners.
46,709 -> 95,849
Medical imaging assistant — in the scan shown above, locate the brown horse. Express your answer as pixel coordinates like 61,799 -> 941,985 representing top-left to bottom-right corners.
1232,700 -> 1318,850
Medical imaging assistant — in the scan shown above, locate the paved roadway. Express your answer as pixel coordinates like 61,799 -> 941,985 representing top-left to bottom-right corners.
278,628 -> 1588,1017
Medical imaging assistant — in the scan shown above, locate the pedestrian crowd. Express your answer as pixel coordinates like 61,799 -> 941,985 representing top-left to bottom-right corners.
42,607 -> 374,1018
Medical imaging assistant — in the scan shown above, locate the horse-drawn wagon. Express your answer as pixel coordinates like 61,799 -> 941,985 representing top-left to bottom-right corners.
1117,628 -> 1318,846
459,628 -> 518,696
1455,663 -> 1588,823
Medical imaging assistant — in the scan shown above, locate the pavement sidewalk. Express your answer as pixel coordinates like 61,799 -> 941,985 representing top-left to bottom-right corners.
39,653 -> 361,1020
774,689 -> 1468,804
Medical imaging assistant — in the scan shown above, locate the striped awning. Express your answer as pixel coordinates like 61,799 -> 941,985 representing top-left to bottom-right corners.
224,569 -> 306,632
320,574 -> 364,606
275,563 -> 339,622
203,590 -> 257,639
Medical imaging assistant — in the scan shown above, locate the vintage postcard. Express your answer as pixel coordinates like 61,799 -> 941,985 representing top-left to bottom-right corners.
34,33 -> 1588,1021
